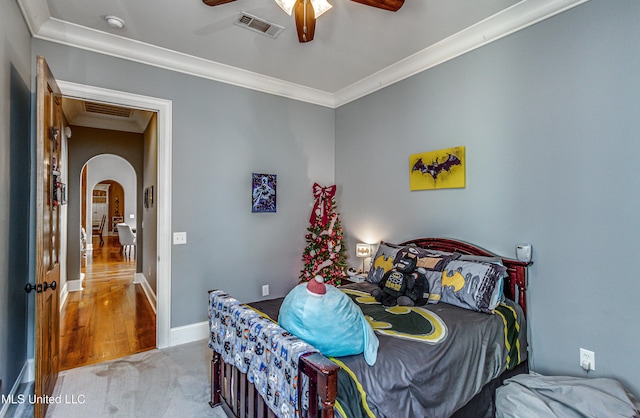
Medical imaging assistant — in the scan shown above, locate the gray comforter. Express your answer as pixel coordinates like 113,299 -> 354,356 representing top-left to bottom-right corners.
496,374 -> 640,418
250,281 -> 527,418
334,282 -> 526,417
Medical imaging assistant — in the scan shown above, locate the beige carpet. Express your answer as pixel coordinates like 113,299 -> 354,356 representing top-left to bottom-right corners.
46,339 -> 228,418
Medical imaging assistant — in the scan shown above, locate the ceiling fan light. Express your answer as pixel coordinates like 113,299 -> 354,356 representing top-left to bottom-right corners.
275,0 -> 331,17
311,0 -> 332,18
274,0 -> 296,15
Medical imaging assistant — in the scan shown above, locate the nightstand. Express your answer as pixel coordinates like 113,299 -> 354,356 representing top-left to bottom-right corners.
345,274 -> 367,283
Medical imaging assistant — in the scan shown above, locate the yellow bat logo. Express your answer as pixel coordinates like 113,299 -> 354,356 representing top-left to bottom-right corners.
373,254 -> 394,274
442,270 -> 465,292
341,289 -> 448,344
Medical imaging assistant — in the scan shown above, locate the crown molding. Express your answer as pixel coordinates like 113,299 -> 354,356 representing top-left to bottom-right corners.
16,0 -> 49,35
333,0 -> 590,107
20,0 -> 588,109
32,17 -> 336,108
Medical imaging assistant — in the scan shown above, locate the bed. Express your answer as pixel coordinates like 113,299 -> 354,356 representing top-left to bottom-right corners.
208,237 -> 531,418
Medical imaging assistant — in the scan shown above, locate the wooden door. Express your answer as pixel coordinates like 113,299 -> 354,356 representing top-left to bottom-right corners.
34,56 -> 63,418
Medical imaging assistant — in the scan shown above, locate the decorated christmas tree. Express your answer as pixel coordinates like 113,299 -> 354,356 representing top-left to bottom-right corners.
300,183 -> 347,286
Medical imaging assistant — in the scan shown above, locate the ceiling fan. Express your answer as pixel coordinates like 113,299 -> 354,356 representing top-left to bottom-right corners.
202,0 -> 405,43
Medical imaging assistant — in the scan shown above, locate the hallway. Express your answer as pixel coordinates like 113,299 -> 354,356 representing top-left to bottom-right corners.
59,237 -> 156,370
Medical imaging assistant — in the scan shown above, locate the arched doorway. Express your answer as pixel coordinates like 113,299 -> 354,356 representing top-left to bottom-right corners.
82,154 -> 137,253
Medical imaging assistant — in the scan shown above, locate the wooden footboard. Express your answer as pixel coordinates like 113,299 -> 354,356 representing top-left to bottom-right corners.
210,348 -> 340,418
299,353 -> 341,417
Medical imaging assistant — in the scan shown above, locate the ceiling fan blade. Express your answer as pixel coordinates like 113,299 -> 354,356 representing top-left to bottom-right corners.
202,0 -> 237,6
350,0 -> 404,12
294,0 -> 316,43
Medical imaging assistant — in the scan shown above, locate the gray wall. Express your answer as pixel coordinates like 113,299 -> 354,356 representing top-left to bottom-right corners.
0,0 -> 32,399
32,39 -> 336,328
336,0 -> 640,397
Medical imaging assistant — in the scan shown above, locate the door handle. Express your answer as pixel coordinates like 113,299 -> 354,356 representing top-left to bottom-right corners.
44,281 -> 57,291
25,281 -> 58,293
25,283 -> 44,293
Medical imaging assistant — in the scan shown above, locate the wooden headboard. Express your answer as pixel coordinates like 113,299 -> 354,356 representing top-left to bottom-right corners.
400,237 -> 531,315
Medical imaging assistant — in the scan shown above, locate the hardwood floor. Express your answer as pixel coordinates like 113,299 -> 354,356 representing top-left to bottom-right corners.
59,236 -> 156,370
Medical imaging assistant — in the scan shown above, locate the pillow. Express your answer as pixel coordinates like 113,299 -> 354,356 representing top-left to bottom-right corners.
424,271 -> 444,304
458,254 -> 507,308
393,246 -> 460,304
440,259 -> 507,313
488,276 -> 505,310
278,283 -> 379,365
407,247 -> 455,257
394,245 -> 455,270
366,241 -> 403,284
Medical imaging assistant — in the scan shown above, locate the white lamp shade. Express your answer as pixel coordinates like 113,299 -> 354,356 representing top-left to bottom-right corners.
275,0 -> 332,17
356,243 -> 372,258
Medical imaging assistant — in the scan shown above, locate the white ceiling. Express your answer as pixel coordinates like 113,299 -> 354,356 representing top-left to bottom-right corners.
18,0 -> 587,107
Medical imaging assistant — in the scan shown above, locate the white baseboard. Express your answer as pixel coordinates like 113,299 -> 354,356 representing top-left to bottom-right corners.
0,360 -> 32,418
67,273 -> 84,291
71,270 -> 205,346
170,321 -> 209,347
135,273 -> 157,314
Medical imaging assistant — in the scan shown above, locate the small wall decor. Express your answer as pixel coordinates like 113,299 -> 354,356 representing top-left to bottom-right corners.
59,182 -> 67,205
252,173 -> 277,213
409,146 -> 466,190
144,185 -> 155,209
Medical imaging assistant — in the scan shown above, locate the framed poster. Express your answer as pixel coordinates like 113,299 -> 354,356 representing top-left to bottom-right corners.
252,173 -> 276,213
409,146 -> 466,190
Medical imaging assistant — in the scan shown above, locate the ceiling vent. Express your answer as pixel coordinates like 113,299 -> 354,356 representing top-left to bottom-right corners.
83,101 -> 133,119
234,12 -> 285,39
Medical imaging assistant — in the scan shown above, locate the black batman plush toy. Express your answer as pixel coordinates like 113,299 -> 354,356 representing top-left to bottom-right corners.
371,253 -> 429,307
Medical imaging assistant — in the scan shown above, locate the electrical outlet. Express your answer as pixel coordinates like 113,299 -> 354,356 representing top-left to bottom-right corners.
262,285 -> 269,297
173,232 -> 187,245
580,348 -> 595,371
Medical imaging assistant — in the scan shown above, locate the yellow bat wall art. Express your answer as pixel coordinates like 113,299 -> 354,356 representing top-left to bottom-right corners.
410,146 -> 466,190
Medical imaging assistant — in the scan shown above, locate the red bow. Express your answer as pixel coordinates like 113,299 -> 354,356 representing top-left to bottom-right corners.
309,183 -> 336,226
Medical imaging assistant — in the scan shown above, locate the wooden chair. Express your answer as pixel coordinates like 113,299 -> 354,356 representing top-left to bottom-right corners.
92,214 -> 106,247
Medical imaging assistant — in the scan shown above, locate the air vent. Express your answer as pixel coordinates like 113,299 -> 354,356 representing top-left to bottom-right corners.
234,12 -> 285,39
83,102 -> 133,118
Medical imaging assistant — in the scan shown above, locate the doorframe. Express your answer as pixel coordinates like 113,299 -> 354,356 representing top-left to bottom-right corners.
58,80 -> 172,348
